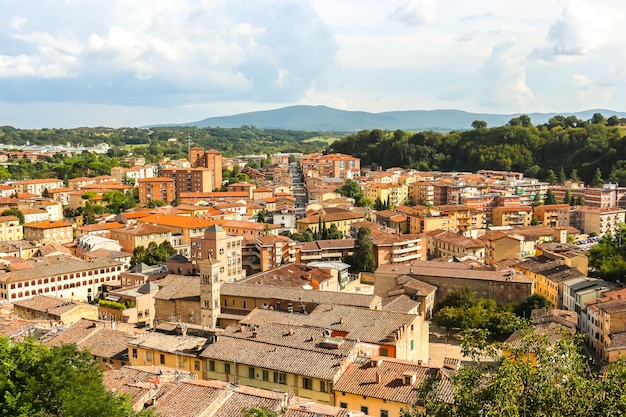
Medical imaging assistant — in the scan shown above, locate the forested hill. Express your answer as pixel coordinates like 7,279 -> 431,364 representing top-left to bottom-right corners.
328,114 -> 626,186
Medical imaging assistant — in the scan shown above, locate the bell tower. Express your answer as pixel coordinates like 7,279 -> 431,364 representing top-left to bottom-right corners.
199,257 -> 222,328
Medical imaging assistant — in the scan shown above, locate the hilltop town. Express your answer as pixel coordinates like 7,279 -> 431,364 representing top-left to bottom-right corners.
1,143 -> 626,417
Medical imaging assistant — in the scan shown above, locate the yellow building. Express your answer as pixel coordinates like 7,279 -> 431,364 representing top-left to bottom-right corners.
514,256 -> 586,307
0,215 -> 23,241
533,204 -> 570,227
480,230 -> 523,265
13,295 -> 98,325
23,220 -> 74,244
365,183 -> 409,207
333,357 -> 453,417
492,206 -> 533,227
110,223 -> 172,255
296,208 -> 366,235
128,332 -> 209,380
200,322 -> 360,405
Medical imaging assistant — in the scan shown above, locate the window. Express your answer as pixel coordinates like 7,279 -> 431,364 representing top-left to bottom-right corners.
319,381 -> 327,393
248,367 -> 255,379
224,363 -> 231,374
209,360 -> 215,372
380,348 -> 388,357
302,377 -> 312,390
177,356 -> 184,368
262,370 -> 269,381
194,361 -> 201,371
274,372 -> 286,385
132,348 -> 137,359
339,403 -> 347,409
381,411 -> 389,417
410,340 -> 414,351
146,351 -> 153,362
159,354 -> 165,365
361,406 -> 369,414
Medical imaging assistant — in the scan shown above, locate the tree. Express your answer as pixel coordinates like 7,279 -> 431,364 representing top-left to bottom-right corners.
145,199 -> 165,208
575,195 -> 585,206
514,294 -> 552,319
0,337 -> 150,417
592,168 -> 604,187
256,209 -> 267,223
545,169 -> 558,185
607,115 -> 620,126
328,223 -> 343,239
433,288 -> 527,339
335,178 -> 363,200
402,330 -> 626,417
557,166 -> 566,184
471,120 -> 487,129
131,241 -> 177,266
570,168 -> 580,182
41,187 -> 50,198
563,189 -> 573,205
544,189 -> 557,205
1,208 -> 24,224
346,226 -> 375,273
590,112 -> 606,125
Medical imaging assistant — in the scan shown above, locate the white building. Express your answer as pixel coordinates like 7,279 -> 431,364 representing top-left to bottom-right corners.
0,257 -> 123,303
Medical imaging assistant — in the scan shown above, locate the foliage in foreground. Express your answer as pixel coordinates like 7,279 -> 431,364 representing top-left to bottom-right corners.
0,337 -> 152,417
401,329 -> 626,417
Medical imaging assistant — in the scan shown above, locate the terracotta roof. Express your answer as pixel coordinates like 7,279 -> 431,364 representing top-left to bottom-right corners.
138,214 -> 215,229
13,294 -> 92,316
221,283 -> 380,309
154,275 -> 200,301
377,261 -> 533,284
46,319 -> 136,360
241,304 -> 418,346
200,323 -> 358,381
241,264 -> 332,287
23,220 -> 73,229
112,223 -> 170,236
431,231 -> 483,248
334,358 -> 453,404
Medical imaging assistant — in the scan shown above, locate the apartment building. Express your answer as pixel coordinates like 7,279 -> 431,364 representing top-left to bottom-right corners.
558,206 -> 626,237
110,223 -> 172,254
188,147 -> 222,189
137,177 -> 176,204
364,183 -> 409,207
491,206 -> 533,227
301,153 -> 361,179
12,178 -> 64,195
241,235 -> 300,275
160,167 -> 215,198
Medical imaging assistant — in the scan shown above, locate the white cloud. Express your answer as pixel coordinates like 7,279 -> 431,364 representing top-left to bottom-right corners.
480,40 -> 533,109
532,0 -> 617,60
389,0 -> 437,26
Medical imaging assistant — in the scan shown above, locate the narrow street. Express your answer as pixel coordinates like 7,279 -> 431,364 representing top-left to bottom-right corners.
290,161 -> 307,218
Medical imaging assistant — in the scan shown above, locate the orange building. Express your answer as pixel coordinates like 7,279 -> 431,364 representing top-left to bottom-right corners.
161,168 -> 215,198
189,147 -> 222,190
137,177 -> 176,204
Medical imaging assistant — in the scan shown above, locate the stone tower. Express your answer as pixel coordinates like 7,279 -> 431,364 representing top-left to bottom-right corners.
199,257 -> 222,328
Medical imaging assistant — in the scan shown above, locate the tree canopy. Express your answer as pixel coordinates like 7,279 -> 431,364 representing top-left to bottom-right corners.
402,329 -> 626,417
0,337 -> 151,417
328,113 -> 626,186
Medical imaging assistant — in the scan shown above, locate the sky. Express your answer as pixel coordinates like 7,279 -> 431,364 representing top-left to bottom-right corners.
0,0 -> 625,128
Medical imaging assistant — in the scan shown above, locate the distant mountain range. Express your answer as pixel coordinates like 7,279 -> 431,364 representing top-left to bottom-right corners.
150,105 -> 626,132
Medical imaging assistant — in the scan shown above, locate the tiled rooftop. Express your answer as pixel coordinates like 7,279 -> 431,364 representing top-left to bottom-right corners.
201,323 -> 358,381
240,304 -> 418,346
333,358 -> 453,404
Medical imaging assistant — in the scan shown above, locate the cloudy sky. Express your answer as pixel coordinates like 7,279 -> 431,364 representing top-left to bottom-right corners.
1,0 -> 625,128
